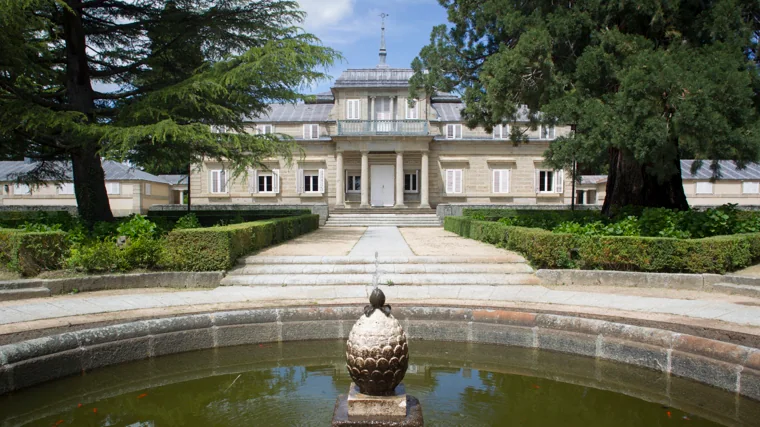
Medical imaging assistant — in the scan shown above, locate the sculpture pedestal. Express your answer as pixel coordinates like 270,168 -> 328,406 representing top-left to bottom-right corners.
332,383 -> 424,426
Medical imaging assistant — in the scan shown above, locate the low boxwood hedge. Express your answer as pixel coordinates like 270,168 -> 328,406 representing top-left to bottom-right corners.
162,214 -> 319,271
462,208 -> 603,227
148,209 -> 311,227
0,211 -> 76,229
0,229 -> 70,276
445,216 -> 760,274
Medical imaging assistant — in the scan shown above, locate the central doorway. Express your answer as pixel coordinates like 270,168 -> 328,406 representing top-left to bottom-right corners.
370,165 -> 394,207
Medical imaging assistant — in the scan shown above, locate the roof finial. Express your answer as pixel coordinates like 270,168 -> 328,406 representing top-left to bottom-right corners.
378,13 -> 389,68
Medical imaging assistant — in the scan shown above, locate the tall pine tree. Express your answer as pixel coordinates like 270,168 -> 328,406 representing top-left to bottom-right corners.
411,0 -> 760,214
0,0 -> 337,224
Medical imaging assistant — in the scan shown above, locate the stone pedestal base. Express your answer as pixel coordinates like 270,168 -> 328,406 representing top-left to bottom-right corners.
332,383 -> 424,426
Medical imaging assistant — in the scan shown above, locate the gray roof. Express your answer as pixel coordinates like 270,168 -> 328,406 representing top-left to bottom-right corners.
580,175 -> 607,185
333,68 -> 415,88
432,103 -> 532,122
246,103 -> 333,123
0,160 -> 169,184
158,174 -> 188,185
312,92 -> 335,103
681,160 -> 760,180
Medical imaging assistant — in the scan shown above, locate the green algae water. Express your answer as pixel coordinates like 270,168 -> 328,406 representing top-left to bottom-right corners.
1,340 -> 757,426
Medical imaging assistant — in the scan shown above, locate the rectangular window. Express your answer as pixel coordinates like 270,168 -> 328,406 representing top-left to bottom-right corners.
541,125 -> 556,140
14,184 -> 30,195
258,174 -> 274,193
743,181 -> 760,194
303,173 -> 320,193
696,181 -> 714,194
404,171 -> 419,193
210,170 -> 227,194
538,170 -> 554,193
346,99 -> 361,120
145,183 -> 152,196
446,124 -> 463,139
493,124 -> 509,139
105,182 -> 121,195
576,190 -> 586,205
445,169 -> 463,194
58,183 -> 75,195
492,169 -> 510,194
346,174 -> 361,192
303,124 -> 320,139
406,99 -> 418,119
255,124 -> 273,135
587,190 -> 596,205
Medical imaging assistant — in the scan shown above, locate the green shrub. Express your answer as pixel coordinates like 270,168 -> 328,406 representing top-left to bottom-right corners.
0,211 -> 76,230
162,214 -> 319,271
67,239 -> 127,273
174,213 -> 202,229
464,208 -> 604,229
148,209 -> 311,227
0,229 -> 69,276
117,214 -> 157,239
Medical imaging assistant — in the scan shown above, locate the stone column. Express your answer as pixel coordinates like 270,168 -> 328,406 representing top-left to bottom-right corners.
395,151 -> 405,208
336,151 -> 345,207
420,150 -> 430,208
360,151 -> 369,208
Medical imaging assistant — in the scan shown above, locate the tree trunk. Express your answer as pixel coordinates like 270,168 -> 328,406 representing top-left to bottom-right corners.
601,147 -> 689,216
63,0 -> 113,224
72,148 -> 114,224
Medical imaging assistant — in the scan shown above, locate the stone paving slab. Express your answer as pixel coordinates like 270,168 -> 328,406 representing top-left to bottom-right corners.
1,285 -> 760,331
254,227 -> 366,256
399,227 -> 523,258
349,226 -> 414,257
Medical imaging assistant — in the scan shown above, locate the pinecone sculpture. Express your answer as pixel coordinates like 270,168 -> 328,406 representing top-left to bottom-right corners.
345,288 -> 408,395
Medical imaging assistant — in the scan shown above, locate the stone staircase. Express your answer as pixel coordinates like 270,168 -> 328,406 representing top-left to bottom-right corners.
325,209 -> 441,227
221,255 -> 539,286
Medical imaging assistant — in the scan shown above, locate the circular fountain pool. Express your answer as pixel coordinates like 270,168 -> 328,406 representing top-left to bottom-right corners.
0,340 -> 756,426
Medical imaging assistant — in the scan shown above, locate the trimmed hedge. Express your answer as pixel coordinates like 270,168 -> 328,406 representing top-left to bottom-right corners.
148,209 -> 311,227
462,208 -> 603,227
162,214 -> 319,271
445,216 -> 760,274
0,229 -> 70,276
0,211 -> 75,229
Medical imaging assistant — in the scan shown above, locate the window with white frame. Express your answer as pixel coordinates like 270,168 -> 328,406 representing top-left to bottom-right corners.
445,169 -> 463,194
346,99 -> 361,120
58,183 -> 75,195
536,169 -> 564,193
346,173 -> 361,192
404,170 -> 419,193
303,124 -> 320,139
258,174 -> 274,192
446,124 -> 463,139
492,169 -> 510,193
297,169 -> 324,193
248,169 -> 279,194
255,124 -> 273,135
145,183 -> 152,196
406,99 -> 418,119
14,184 -> 30,195
210,169 -> 227,194
743,181 -> 760,194
493,124 -> 509,140
105,182 -> 121,195
541,125 -> 556,140
695,181 -> 714,194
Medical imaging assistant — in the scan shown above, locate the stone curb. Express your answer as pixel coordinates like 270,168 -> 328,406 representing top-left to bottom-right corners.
0,272 -> 224,301
537,269 -> 760,296
1,305 -> 759,403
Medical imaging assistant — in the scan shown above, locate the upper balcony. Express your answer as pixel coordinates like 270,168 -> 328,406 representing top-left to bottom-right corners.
336,120 -> 429,136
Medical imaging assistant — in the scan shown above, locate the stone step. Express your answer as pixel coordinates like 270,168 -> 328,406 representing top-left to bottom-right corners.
325,224 -> 441,227
331,209 -> 436,215
0,287 -> 51,301
228,263 -> 534,275
328,214 -> 439,218
709,282 -> 760,298
220,273 -> 540,286
239,255 -> 527,265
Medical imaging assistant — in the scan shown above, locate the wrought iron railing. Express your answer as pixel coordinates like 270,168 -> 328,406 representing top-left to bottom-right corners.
337,120 -> 429,136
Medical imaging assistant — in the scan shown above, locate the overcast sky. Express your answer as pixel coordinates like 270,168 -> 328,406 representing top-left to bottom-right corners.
297,0 -> 448,93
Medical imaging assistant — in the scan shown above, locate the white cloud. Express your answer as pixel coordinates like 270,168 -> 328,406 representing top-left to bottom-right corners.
298,0 -> 355,30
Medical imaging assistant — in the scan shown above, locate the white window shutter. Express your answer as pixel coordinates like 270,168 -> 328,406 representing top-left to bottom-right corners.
302,125 -> 307,139
220,170 -> 226,193
210,171 -> 216,194
454,170 -> 463,193
445,170 -> 454,193
493,126 -> 499,139
249,169 -> 258,193
296,169 -> 304,194
318,168 -> 325,193
492,169 -> 501,193
555,170 -> 564,193
273,169 -> 280,193
456,125 -> 463,139
501,169 -> 510,193
535,170 -> 541,193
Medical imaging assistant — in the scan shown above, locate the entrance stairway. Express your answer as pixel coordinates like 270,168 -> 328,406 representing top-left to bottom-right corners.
220,255 -> 539,286
325,208 -> 441,227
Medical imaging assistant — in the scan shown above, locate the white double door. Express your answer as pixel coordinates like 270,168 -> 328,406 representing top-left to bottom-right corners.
371,165 -> 395,207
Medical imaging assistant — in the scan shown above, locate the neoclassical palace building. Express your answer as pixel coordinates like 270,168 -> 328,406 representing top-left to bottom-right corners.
190,24 -> 572,213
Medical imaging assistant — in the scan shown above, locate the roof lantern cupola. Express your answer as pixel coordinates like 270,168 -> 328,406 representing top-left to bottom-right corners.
378,13 -> 389,68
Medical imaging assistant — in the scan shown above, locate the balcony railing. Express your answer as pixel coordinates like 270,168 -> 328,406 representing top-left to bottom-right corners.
337,120 -> 429,136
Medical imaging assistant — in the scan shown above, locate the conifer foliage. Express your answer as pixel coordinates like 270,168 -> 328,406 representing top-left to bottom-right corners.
0,0 -> 337,224
411,0 -> 760,214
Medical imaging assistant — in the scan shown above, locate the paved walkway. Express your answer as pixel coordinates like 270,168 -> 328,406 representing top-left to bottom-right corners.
349,227 -> 414,257
2,285 -> 760,330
